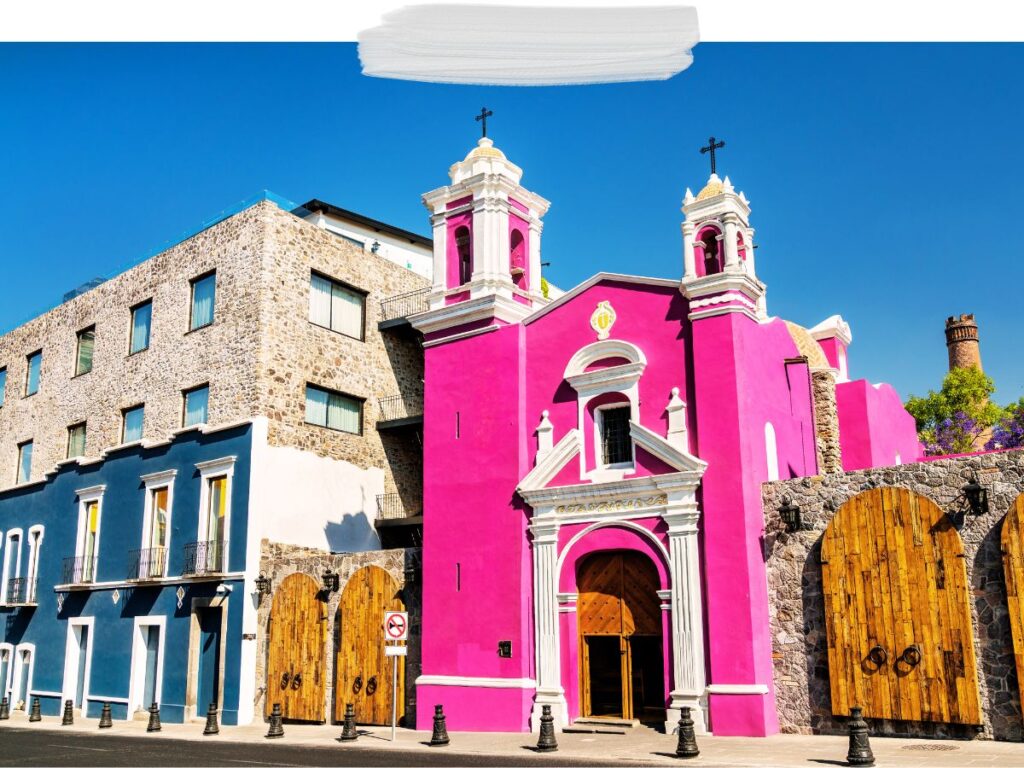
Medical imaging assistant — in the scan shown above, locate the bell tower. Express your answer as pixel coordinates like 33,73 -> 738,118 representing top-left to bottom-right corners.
416,114 -> 551,336
679,160 -> 766,321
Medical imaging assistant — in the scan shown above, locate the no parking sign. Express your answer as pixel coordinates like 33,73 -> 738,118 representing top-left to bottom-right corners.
384,611 -> 409,641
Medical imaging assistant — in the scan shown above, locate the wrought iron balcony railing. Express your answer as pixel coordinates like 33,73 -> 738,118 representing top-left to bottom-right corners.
378,394 -> 423,423
379,287 -> 430,323
183,540 -> 227,576
127,547 -> 168,581
376,493 -> 421,521
62,555 -> 97,585
5,577 -> 37,605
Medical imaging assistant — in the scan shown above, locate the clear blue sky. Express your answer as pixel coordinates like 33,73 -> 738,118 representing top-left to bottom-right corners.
1,43 -> 1021,402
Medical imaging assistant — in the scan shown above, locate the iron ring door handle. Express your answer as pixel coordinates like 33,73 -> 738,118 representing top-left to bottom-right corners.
867,645 -> 888,667
280,671 -> 291,689
292,672 -> 303,689
900,645 -> 922,668
353,675 -> 363,694
366,676 -> 378,695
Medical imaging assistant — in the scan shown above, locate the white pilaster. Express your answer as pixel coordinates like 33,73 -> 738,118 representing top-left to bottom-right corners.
536,411 -> 554,461
723,215 -> 740,271
682,221 -> 696,280
665,389 -> 688,451
529,521 -> 567,731
664,504 -> 708,734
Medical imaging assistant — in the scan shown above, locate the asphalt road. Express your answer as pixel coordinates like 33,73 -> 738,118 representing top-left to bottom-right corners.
0,728 -> 630,767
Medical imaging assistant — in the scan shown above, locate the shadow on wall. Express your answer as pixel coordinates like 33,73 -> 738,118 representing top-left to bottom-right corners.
324,512 -> 379,553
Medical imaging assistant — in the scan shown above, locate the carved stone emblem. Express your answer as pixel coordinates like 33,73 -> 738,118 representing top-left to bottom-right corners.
590,301 -> 617,340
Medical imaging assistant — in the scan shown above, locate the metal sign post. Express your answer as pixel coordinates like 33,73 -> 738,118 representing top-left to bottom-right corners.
383,612 -> 409,742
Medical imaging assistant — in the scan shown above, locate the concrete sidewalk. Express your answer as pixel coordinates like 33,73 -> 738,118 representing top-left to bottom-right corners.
2,712 -> 1023,766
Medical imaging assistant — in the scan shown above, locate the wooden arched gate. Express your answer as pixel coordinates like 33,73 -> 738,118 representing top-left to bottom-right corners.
821,488 -> 982,724
265,573 -> 326,722
335,566 -> 405,725
1001,493 -> 1024,713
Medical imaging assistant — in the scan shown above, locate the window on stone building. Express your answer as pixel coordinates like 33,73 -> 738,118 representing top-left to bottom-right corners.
0,368 -> 6,406
189,272 -> 216,331
122,404 -> 145,443
305,384 -> 362,434
129,300 -> 153,354
24,351 -> 41,396
309,272 -> 365,340
16,441 -> 32,484
598,406 -> 632,467
67,423 -> 87,459
75,327 -> 95,376
182,384 -> 209,427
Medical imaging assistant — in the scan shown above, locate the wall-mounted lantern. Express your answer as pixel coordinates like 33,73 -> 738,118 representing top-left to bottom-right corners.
254,572 -> 272,600
322,569 -> 340,593
957,473 -> 989,519
778,495 -> 803,533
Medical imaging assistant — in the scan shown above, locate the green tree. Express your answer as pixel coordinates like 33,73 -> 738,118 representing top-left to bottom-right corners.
905,367 -> 1004,455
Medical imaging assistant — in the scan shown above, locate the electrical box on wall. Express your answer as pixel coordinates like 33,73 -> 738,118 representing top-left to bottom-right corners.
498,640 -> 512,658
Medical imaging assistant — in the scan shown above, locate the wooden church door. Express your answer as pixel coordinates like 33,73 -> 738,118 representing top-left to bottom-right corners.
265,573 -> 326,722
1001,493 -> 1024,713
335,566 -> 405,725
821,488 -> 981,724
577,551 -> 663,722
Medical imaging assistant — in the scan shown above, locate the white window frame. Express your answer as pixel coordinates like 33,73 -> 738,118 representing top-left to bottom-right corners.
11,643 -> 35,709
140,470 -> 176,577
0,642 -> 13,703
62,616 -> 94,711
74,485 -> 106,581
593,402 -> 637,472
24,525 -> 43,604
1,528 -> 23,604
196,457 -> 236,571
127,615 -> 166,715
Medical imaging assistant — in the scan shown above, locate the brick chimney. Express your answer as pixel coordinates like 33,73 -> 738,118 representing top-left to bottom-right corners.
945,314 -> 982,372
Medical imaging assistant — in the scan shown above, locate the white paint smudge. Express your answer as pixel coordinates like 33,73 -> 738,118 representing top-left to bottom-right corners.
358,4 -> 699,86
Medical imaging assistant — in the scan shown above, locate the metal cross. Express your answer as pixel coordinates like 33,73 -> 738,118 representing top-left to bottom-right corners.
475,107 -> 493,138
700,136 -> 726,175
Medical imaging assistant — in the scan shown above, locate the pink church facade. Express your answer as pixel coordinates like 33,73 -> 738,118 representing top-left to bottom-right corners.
409,137 -> 921,736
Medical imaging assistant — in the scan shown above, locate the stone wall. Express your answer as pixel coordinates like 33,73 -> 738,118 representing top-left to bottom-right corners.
761,449 -> 1024,741
0,203 -> 267,490
255,540 -> 422,726
0,200 -> 428,517
258,205 -> 427,514
811,369 -> 842,474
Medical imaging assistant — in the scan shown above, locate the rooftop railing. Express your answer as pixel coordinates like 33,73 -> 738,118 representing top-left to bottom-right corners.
378,394 -> 423,423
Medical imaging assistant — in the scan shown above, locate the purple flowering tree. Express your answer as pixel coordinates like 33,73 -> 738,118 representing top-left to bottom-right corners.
987,401 -> 1024,450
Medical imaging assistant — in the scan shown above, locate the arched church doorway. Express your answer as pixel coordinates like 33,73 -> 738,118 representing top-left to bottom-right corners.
577,551 -> 663,722
335,565 -> 405,725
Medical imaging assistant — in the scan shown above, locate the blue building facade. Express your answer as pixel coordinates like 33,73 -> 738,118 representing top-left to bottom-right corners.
0,423 -> 252,725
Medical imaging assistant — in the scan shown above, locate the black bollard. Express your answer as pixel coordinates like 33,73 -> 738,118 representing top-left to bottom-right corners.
340,703 -> 358,741
0,697 -> 9,720
203,702 -> 220,735
29,698 -> 41,722
429,704 -> 450,747
266,703 -> 284,739
62,699 -> 74,726
147,702 -> 162,732
99,702 -> 113,728
674,707 -> 700,759
846,707 -> 875,767
536,704 -> 558,752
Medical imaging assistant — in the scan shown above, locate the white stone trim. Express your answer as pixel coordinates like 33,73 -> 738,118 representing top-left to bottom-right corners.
705,683 -> 770,695
74,485 -> 105,578
421,324 -> 500,349
11,643 -> 35,707
524,273 -> 678,325
0,643 -> 12,702
409,293 -> 531,335
128,615 -> 166,716
415,675 -> 536,689
629,421 -> 707,473
0,528 -> 23,604
85,695 -> 130,704
688,291 -> 757,312
518,429 -> 581,492
563,339 -> 647,379
62,616 -> 95,711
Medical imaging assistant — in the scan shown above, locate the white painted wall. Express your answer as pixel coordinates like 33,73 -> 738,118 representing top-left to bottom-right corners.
305,212 -> 433,280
